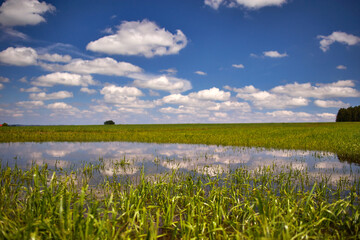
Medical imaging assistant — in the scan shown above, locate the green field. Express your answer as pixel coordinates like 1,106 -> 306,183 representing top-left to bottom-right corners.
1,122 -> 360,159
1,122 -> 360,239
1,161 -> 359,239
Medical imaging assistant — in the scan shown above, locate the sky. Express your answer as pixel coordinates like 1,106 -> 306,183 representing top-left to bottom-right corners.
0,0 -> 359,125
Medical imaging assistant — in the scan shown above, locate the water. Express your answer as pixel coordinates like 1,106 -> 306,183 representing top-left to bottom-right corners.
1,142 -> 359,183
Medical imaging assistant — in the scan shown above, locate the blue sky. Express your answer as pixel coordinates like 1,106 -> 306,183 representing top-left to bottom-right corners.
0,0 -> 359,125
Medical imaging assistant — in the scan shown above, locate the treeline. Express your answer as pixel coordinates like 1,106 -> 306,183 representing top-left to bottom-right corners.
336,105 -> 360,122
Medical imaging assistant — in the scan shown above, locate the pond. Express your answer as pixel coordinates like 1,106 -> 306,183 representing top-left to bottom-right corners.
1,142 -> 359,183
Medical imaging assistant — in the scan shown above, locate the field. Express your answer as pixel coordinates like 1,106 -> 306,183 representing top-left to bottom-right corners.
1,122 -> 360,239
1,122 -> 360,159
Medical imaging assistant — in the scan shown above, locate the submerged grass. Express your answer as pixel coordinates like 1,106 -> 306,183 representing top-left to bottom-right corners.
1,161 -> 359,239
1,122 -> 360,160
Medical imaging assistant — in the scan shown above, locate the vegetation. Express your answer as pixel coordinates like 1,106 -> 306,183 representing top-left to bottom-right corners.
0,161 -> 359,239
336,105 -> 360,122
0,122 -> 359,159
104,120 -> 115,125
1,122 -> 8,126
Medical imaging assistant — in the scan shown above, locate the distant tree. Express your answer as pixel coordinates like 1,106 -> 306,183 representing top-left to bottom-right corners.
104,120 -> 115,125
336,105 -> 360,122
2,123 -> 8,126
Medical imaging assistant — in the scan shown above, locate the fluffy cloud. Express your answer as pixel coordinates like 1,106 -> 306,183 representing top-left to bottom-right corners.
271,80 -> 360,99
205,0 -> 287,10
232,64 -> 244,69
314,100 -> 350,108
0,83 -> 3,90
86,19 -> 187,58
38,53 -> 72,63
132,74 -> 192,93
316,113 -> 336,119
29,91 -> 73,100
195,71 -> 207,76
266,110 -> 311,118
204,0 -> 224,9
158,88 -> 250,118
20,86 -> 42,92
100,85 -> 143,104
61,57 -> 142,76
231,85 -> 309,109
318,31 -> 360,52
47,102 -> 74,110
263,51 -> 288,58
0,0 -> 55,27
32,72 -> 97,87
16,100 -> 44,108
0,47 -> 38,66
80,87 -> 96,94
188,87 -> 230,101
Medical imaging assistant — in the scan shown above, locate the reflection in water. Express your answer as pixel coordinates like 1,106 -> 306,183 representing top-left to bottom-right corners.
0,142 -> 359,182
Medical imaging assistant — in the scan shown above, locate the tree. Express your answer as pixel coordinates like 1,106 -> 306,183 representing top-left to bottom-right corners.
336,105 -> 360,122
2,123 -> 8,126
104,120 -> 115,125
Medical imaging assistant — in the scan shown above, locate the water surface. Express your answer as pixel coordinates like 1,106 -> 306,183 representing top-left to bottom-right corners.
1,142 -> 359,183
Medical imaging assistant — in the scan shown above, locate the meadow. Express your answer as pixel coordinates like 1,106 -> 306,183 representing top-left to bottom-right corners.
1,122 -> 360,160
1,122 -> 360,239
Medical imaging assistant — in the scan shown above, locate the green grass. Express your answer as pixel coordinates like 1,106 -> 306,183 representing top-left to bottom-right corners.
1,122 -> 360,159
0,161 -> 359,239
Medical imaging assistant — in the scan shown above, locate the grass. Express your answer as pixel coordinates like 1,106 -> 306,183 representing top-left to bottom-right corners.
0,161 -> 359,239
1,122 -> 360,159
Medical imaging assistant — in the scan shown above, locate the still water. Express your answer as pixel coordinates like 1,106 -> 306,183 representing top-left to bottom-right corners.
1,142 -> 359,182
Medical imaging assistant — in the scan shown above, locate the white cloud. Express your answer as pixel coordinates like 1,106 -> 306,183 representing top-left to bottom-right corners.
314,100 -> 350,108
271,80 -> 360,99
205,0 -> 287,10
263,51 -> 288,58
336,65 -> 347,70
266,110 -> 312,120
232,85 -> 309,109
0,47 -> 38,66
86,19 -> 187,58
195,71 -> 207,76
232,64 -> 244,69
62,57 -> 142,76
32,72 -> 97,87
20,86 -> 42,92
0,107 -> 23,117
188,87 -> 230,101
16,100 -> 44,108
47,102 -> 74,110
0,83 -> 3,90
0,0 -> 55,27
214,112 -> 228,118
80,87 -> 96,94
316,113 -> 336,119
318,31 -> 360,52
204,0 -> 224,9
100,85 -> 143,104
29,91 -> 73,101
132,73 -> 192,93
0,76 -> 10,82
233,0 -> 287,9
38,53 -> 72,63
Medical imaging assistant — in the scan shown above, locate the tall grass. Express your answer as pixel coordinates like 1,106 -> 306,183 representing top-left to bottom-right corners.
1,122 -> 360,160
1,161 -> 359,239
